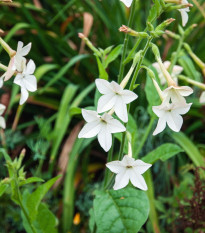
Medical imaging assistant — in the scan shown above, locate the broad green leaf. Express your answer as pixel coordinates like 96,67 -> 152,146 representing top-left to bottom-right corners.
172,132 -> 204,167
23,176 -> 60,221
94,187 -> 149,233
103,45 -> 114,55
0,183 -> 9,197
148,1 -> 162,22
96,57 -> 108,80
19,177 -> 44,186
104,44 -> 123,68
142,143 -> 183,164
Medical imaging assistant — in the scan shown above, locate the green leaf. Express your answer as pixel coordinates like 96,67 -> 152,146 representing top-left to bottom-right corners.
148,1 -> 162,22
142,143 -> 183,164
0,183 -> 9,197
96,57 -> 108,80
35,64 -> 59,81
19,177 -> 44,186
93,187 -> 149,233
104,44 -> 123,68
23,176 -> 60,222
172,132 -> 204,167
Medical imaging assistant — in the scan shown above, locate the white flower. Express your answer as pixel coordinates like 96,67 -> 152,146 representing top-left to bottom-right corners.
120,0 -> 133,7
163,85 -> 193,104
13,59 -> 37,105
178,0 -> 190,27
95,79 -> 138,122
199,91 -> 205,104
152,101 -> 192,135
0,104 -> 6,129
152,61 -> 183,85
13,41 -> 32,72
78,109 -> 126,152
106,155 -> 151,190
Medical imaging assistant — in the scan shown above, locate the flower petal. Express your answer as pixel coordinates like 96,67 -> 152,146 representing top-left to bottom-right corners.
97,93 -> 116,113
199,91 -> 205,104
97,125 -> 112,152
78,121 -> 101,138
19,42 -> 32,56
95,79 -> 113,94
14,74 -> 24,87
110,81 -> 123,93
113,170 -> 130,190
121,155 -> 135,166
107,118 -> 126,133
133,160 -> 152,174
121,90 -> 138,104
166,112 -> 183,132
106,161 -> 125,174
81,109 -> 99,122
179,9 -> 189,27
129,170 -> 148,191
114,98 -> 128,122
17,41 -> 23,52
153,116 -> 167,136
25,60 -> 36,75
152,105 -> 166,118
22,75 -> 37,92
175,86 -> 193,97
120,0 -> 133,7
0,116 -> 6,129
172,103 -> 192,115
20,87 -> 29,105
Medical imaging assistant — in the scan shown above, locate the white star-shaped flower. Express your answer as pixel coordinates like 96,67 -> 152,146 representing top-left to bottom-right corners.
106,155 -> 151,190
78,109 -> 126,152
12,41 -> 32,73
0,104 -> 6,129
95,79 -> 138,122
178,0 -> 190,27
152,101 -> 192,135
163,85 -> 193,104
152,61 -> 183,85
120,0 -> 133,7
13,59 -> 37,105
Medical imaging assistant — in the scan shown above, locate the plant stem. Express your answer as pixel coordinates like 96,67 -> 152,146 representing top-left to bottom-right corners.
168,36 -> 184,74
118,0 -> 136,83
144,170 -> 161,233
130,36 -> 153,91
134,117 -> 155,158
103,140 -> 114,189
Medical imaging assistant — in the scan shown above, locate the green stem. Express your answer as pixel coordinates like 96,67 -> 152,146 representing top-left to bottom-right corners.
134,117 -> 155,158
130,36 -> 153,91
144,170 -> 161,233
118,0 -> 136,83
103,140 -> 114,189
168,36 -> 184,74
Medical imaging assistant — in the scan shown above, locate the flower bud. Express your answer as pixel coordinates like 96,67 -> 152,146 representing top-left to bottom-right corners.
155,18 -> 175,32
165,30 -> 180,39
184,24 -> 197,38
119,25 -> 148,38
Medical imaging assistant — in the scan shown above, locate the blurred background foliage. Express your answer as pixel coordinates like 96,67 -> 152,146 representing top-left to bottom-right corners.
0,0 -> 204,232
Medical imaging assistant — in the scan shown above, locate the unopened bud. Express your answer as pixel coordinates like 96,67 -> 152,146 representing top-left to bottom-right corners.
16,148 -> 26,170
184,24 -> 197,38
78,33 -> 86,39
151,43 -> 160,59
119,25 -> 148,38
165,3 -> 193,12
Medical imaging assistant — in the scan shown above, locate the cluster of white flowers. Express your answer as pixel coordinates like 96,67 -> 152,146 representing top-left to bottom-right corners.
78,79 -> 138,152
1,41 -> 37,105
151,60 -> 193,135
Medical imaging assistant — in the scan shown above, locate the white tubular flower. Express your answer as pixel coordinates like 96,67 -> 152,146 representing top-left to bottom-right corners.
199,91 -> 205,104
95,79 -> 138,122
163,85 -> 193,104
178,0 -> 190,27
152,61 -> 183,85
12,41 -> 32,73
120,0 -> 133,7
78,109 -> 126,152
13,59 -> 37,105
0,104 -> 6,129
106,155 -> 151,190
1,57 -> 16,83
152,102 -> 192,135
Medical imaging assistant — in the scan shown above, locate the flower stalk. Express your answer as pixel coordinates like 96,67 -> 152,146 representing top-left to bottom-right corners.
0,37 -> 16,57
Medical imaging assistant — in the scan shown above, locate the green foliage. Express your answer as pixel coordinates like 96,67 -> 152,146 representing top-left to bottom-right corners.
93,187 -> 150,233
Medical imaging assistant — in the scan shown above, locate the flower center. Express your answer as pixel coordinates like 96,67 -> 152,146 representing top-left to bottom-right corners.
126,165 -> 132,168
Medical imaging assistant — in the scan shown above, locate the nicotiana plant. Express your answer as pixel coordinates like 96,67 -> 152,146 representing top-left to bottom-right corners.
0,0 -> 204,233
